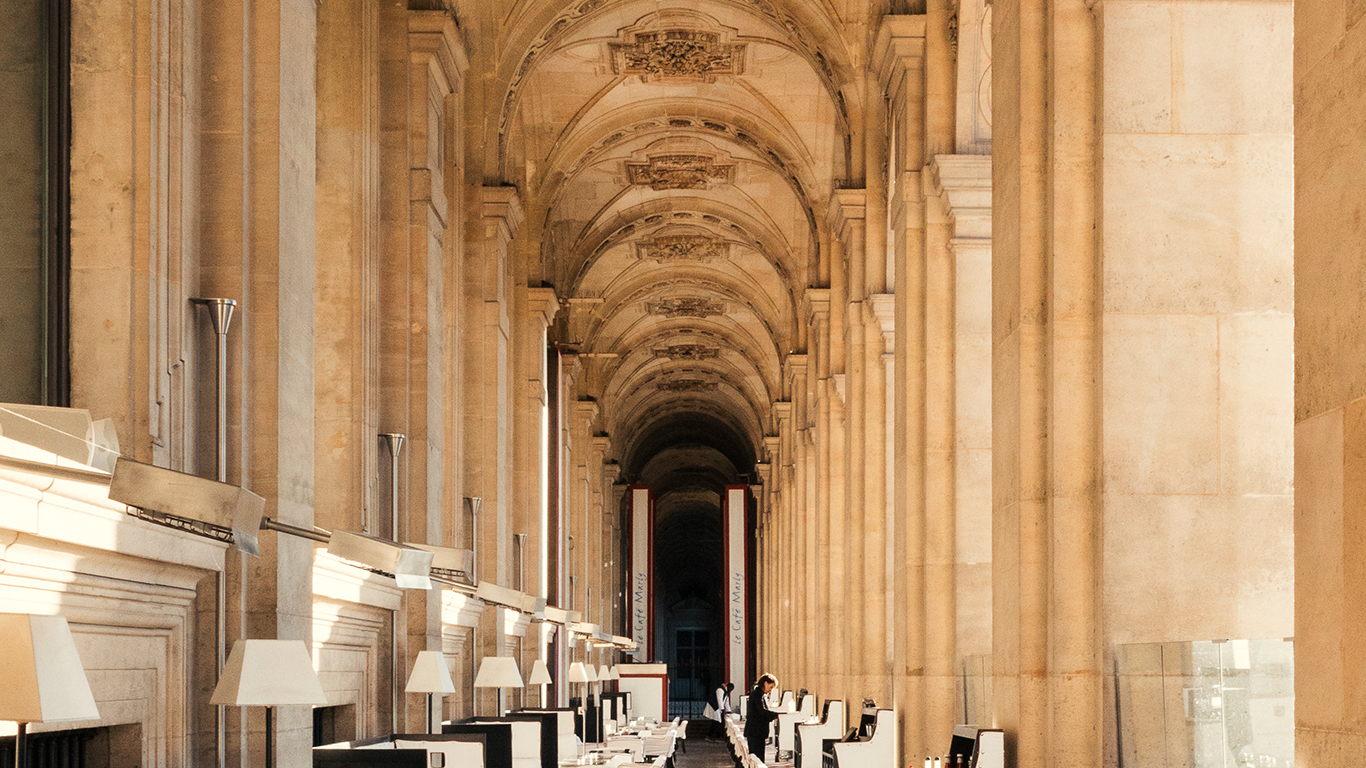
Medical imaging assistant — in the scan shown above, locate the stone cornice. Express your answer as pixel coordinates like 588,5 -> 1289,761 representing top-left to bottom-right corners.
481,186 -> 524,242
442,589 -> 485,629
804,288 -> 831,324
763,436 -> 782,461
314,550 -> 403,611
772,401 -> 793,423
874,15 -> 928,100
868,293 -> 897,351
524,286 -> 560,327
927,154 -> 993,240
784,354 -> 809,388
828,188 -> 867,243
408,12 -> 469,96
573,399 -> 600,423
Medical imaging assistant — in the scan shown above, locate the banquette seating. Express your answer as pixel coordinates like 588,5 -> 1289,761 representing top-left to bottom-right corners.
823,709 -> 897,768
513,708 -> 578,764
777,693 -> 818,756
795,700 -> 844,768
314,733 -> 487,768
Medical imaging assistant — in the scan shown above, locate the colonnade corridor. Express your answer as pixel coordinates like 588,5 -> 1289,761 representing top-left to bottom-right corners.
4,0 -> 1366,765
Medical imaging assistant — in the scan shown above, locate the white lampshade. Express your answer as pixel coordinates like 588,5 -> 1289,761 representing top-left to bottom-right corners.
527,659 -> 552,685
473,656 -> 524,688
567,661 -> 590,683
595,665 -> 611,682
211,639 -> 329,707
607,666 -> 621,680
0,613 -> 100,724
584,663 -> 599,682
406,651 -> 456,694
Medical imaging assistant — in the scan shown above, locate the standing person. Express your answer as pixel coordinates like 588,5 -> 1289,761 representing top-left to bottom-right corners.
715,682 -> 734,716
744,674 -> 779,762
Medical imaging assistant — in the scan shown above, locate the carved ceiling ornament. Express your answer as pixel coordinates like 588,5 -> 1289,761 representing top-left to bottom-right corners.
645,297 -> 727,318
653,344 -> 720,361
611,29 -> 746,80
656,379 -> 719,392
635,234 -> 729,262
626,154 -> 735,190
497,1 -> 850,145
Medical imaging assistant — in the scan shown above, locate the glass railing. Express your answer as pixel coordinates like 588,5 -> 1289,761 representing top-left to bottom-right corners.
1115,638 -> 1293,768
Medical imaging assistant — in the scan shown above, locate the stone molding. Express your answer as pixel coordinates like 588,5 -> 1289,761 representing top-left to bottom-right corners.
874,15 -> 929,100
524,286 -> 560,328
500,605 -> 531,639
314,549 -> 403,611
804,288 -> 832,324
626,154 -> 735,190
655,379 -> 718,392
442,590 -> 485,629
635,233 -> 729,262
610,29 -> 746,80
927,154 -> 993,241
481,186 -> 525,244
868,293 -> 897,351
646,297 -> 727,318
828,188 -> 868,244
653,344 -> 720,360
408,12 -> 469,97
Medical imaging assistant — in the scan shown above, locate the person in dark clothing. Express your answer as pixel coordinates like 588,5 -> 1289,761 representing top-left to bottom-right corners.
744,673 -> 780,762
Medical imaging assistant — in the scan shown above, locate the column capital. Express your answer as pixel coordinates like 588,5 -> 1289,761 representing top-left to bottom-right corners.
481,186 -> 524,242
874,15 -> 928,100
754,462 -> 772,486
804,287 -> 831,324
523,286 -> 560,328
773,401 -> 794,423
784,354 -> 809,385
408,12 -> 468,95
868,293 -> 896,352
573,399 -> 600,422
928,154 -> 993,240
763,435 -> 782,459
828,188 -> 867,244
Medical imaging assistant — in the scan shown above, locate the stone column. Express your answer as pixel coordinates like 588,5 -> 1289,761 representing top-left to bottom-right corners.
193,0 -> 318,760
929,156 -> 993,735
1295,0 -> 1366,761
394,13 -> 467,732
804,288 -> 838,700
785,354 -> 812,685
992,0 -> 1102,759
467,186 -> 522,716
874,19 -> 929,755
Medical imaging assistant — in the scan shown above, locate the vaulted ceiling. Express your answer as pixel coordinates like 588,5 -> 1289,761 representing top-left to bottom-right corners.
475,0 -> 856,601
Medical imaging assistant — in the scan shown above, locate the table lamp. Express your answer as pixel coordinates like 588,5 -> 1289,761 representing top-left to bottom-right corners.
406,651 -> 455,734
211,639 -> 328,768
527,659 -> 552,706
473,656 -> 523,716
0,614 -> 100,768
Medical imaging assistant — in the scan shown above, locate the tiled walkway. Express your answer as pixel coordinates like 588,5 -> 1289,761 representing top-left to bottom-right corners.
675,723 -> 739,768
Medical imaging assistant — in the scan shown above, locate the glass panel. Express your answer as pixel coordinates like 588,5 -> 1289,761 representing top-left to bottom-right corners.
1116,639 -> 1293,768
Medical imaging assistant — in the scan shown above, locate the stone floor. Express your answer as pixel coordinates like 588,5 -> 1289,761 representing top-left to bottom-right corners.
675,722 -> 790,768
676,723 -> 738,768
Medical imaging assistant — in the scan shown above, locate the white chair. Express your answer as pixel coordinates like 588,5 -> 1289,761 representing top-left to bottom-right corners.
676,720 -> 688,753
796,701 -> 844,768
394,740 -> 486,768
831,710 -> 897,768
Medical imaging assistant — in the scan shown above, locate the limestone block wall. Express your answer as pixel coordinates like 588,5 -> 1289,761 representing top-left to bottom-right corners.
1294,0 -> 1366,759
1099,0 -> 1294,652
